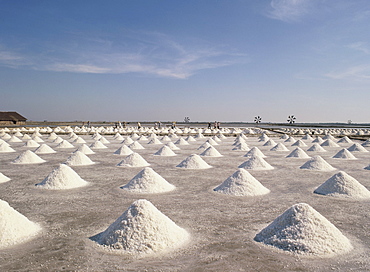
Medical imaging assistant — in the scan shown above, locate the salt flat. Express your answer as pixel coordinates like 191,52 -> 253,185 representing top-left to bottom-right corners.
0,126 -> 369,271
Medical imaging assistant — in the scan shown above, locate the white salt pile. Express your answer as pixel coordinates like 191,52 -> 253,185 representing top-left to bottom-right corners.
161,135 -> 172,142
31,135 -> 44,143
200,146 -> 223,157
8,136 -> 22,143
52,136 -> 64,144
99,137 -> 110,144
12,150 -> 46,164
117,153 -> 150,167
75,144 -> 95,155
347,143 -> 368,152
197,142 -> 211,151
56,140 -> 74,149
90,141 -> 108,149
314,171 -> 370,199
284,136 -> 296,143
280,134 -> 289,140
64,151 -> 95,166
361,139 -> 370,147
36,164 -> 88,189
0,199 -> 41,249
205,138 -> 218,146
263,139 -> 277,147
307,143 -> 327,152
239,156 -> 274,170
165,142 -> 180,151
302,134 -> 313,141
320,139 -> 340,147
114,145 -> 133,156
23,140 -> 40,148
232,142 -> 250,151
244,147 -> 266,158
332,148 -> 357,160
154,145 -> 176,156
176,154 -> 212,169
299,156 -> 336,171
34,144 -> 56,154
254,203 -> 353,256
175,138 -> 190,145
211,135 -> 221,142
185,135 -> 196,142
337,136 -> 353,144
120,167 -> 175,193
270,143 -> 289,152
93,199 -> 189,254
0,143 -> 15,153
286,147 -> 310,159
72,136 -> 86,144
0,172 -> 11,183
121,137 -> 134,145
312,136 -> 324,144
291,140 -> 307,147
147,138 -> 162,145
137,135 -> 148,141
213,169 -> 270,196
128,141 -> 145,150
21,134 -> 32,140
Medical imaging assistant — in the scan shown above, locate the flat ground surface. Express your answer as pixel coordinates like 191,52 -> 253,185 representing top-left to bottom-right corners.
0,131 -> 369,271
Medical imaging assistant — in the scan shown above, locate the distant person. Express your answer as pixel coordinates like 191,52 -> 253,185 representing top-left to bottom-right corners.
158,121 -> 161,129
87,121 -> 90,128
123,122 -> 127,128
208,122 -> 211,129
217,122 -> 220,129
214,121 -> 217,129
137,122 -> 141,129
154,122 -> 158,129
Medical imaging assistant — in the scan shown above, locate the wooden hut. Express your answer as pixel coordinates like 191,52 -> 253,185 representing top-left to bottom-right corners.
0,112 -> 27,125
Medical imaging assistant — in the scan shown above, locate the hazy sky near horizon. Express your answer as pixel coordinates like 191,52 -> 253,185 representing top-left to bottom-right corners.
1,0 -> 370,123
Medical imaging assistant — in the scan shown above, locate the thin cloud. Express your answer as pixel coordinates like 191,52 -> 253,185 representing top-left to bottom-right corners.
0,31 -> 247,79
266,0 -> 313,22
325,65 -> 370,80
347,42 -> 370,55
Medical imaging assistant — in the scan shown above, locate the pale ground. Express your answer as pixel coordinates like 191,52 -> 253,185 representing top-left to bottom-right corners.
0,130 -> 369,271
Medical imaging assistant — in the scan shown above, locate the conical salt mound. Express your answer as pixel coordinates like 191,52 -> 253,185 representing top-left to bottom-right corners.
284,136 -> 296,143
197,142 -> 211,151
175,138 -> 190,145
0,172 -> 11,183
72,136 -> 86,144
120,167 -> 175,193
23,140 -> 40,148
205,138 -> 218,146
263,139 -> 276,147
320,139 -> 339,147
56,140 -> 74,149
147,138 -> 162,145
361,139 -> 370,147
314,171 -> 370,199
299,156 -> 336,171
121,137 -> 134,145
34,144 -> 56,154
93,199 -> 189,254
8,136 -> 22,143
12,150 -> 46,164
332,148 -> 357,160
244,147 -> 266,158
347,143 -> 368,152
270,143 -> 289,152
117,153 -> 150,167
232,142 -> 250,151
36,164 -> 88,189
254,203 -> 353,256
307,143 -> 327,152
0,143 -> 15,153
200,146 -> 223,157
64,151 -> 95,166
89,140 -> 108,149
128,141 -> 145,150
286,147 -> 310,159
292,139 -> 307,147
213,169 -> 270,196
0,199 -> 41,249
239,156 -> 274,170
165,142 -> 180,151
75,144 -> 95,155
114,145 -> 133,156
337,136 -> 353,144
154,145 -> 176,156
176,154 -> 212,169
312,136 -> 324,144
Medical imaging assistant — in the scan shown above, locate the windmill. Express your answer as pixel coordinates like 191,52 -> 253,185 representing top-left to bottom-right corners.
254,116 -> 262,124
287,115 -> 296,124
184,116 -> 190,123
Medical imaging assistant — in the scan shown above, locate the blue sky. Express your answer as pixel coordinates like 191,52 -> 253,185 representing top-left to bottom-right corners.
1,0 -> 370,123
